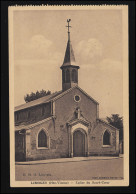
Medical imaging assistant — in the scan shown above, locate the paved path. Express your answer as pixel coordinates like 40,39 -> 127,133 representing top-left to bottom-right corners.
16,155 -> 123,165
15,157 -> 123,181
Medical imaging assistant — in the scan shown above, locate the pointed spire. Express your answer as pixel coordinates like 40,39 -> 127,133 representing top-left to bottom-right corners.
61,19 -> 80,91
62,40 -> 76,66
60,19 -> 79,69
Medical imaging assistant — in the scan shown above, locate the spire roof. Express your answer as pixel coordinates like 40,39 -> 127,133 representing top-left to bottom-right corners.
62,40 -> 77,67
60,19 -> 79,69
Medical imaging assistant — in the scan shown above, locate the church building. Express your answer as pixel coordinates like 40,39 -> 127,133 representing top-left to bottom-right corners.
15,20 -> 119,161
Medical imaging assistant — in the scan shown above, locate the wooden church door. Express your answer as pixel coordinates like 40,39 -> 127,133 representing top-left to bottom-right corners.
73,130 -> 85,157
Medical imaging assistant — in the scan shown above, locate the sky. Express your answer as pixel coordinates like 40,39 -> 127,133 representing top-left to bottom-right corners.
13,9 -> 123,118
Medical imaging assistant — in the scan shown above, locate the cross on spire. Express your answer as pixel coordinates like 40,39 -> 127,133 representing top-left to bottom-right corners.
66,19 -> 71,41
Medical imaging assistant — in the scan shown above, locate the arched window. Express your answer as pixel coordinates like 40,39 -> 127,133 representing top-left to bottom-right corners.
38,130 -> 47,147
66,69 -> 70,83
72,69 -> 77,82
103,130 -> 111,145
62,70 -> 65,83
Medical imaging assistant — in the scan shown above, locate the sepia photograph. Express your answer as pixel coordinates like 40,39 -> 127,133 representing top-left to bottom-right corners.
8,5 -> 129,187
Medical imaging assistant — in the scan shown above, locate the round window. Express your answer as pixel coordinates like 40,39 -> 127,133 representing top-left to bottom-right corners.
74,95 -> 81,102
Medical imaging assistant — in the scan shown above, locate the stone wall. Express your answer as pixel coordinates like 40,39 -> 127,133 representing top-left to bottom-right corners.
53,87 -> 98,157
89,121 -> 119,156
24,87 -> 98,160
16,87 -> 119,161
25,118 -> 69,161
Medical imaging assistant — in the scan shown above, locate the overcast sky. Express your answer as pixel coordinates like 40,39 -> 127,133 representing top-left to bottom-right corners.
13,9 -> 123,118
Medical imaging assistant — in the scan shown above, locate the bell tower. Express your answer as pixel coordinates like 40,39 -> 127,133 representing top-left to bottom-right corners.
60,19 -> 80,91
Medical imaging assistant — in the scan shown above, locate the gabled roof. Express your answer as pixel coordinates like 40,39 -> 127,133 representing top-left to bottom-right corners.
98,119 -> 119,131
15,117 -> 53,131
53,85 -> 99,105
14,90 -> 62,112
15,85 -> 99,112
67,113 -> 90,127
67,118 -> 90,127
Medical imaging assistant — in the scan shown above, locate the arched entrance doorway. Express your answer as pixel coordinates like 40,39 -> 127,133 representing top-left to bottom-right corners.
73,130 -> 85,157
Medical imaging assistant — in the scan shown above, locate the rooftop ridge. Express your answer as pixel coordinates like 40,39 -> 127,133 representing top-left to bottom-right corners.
14,90 -> 62,112
15,85 -> 99,112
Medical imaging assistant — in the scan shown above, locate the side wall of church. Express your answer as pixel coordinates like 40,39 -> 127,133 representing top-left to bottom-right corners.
25,118 -> 69,161
89,121 -> 119,156
15,103 -> 51,126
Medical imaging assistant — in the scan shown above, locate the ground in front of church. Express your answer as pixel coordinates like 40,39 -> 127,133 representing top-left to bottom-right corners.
15,156 -> 123,181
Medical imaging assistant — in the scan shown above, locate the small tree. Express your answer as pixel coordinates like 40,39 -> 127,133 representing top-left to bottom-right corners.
106,114 -> 123,142
24,89 -> 51,103
46,90 -> 51,95
40,89 -> 46,96
36,91 -> 40,99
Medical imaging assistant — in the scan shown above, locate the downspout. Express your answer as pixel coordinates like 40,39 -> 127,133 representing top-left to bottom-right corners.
51,100 -> 56,133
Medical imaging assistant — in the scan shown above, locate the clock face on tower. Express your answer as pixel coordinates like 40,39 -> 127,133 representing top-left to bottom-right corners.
74,95 -> 81,102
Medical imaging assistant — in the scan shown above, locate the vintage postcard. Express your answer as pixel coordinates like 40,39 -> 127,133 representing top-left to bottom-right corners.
9,5 -> 129,187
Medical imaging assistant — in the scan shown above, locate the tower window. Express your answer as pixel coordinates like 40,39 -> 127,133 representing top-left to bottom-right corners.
103,130 -> 111,145
66,69 -> 70,83
72,69 -> 77,82
38,130 -> 47,147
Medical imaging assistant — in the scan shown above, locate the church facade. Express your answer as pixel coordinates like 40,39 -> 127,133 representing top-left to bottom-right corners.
15,21 -> 119,161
